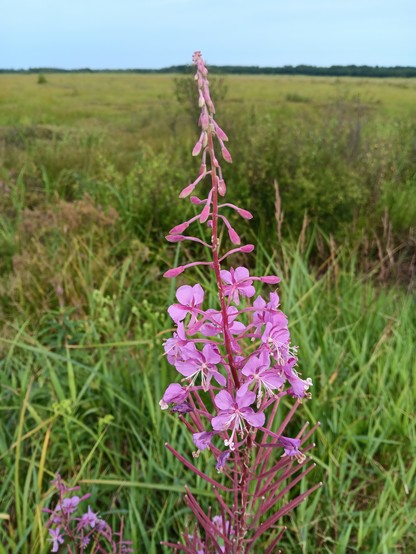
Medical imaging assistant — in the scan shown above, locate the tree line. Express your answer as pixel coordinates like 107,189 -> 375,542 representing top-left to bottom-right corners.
1,65 -> 415,78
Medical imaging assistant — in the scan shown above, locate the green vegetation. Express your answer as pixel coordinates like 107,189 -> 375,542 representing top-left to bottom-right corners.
2,65 -> 416,78
0,74 -> 415,552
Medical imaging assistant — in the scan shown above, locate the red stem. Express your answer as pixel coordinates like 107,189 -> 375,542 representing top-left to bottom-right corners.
207,132 -> 240,390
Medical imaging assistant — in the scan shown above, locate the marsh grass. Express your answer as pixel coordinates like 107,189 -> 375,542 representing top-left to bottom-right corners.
0,73 -> 415,552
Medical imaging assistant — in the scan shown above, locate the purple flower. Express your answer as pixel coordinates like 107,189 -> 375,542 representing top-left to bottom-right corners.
220,267 -> 255,305
175,343 -> 225,391
49,528 -> 64,552
252,292 -> 286,334
159,383 -> 189,410
277,436 -> 301,456
242,350 -> 285,405
215,450 -> 231,472
261,320 -> 291,364
199,306 -> 245,337
80,505 -> 98,529
277,435 -> 306,463
168,284 -> 204,325
287,374 -> 313,399
212,514 -> 234,537
55,495 -> 80,514
212,387 -> 265,450
171,402 -> 193,414
193,431 -> 215,451
164,322 -> 193,365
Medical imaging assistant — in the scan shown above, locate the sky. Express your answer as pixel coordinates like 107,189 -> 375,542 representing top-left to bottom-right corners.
1,0 -> 415,69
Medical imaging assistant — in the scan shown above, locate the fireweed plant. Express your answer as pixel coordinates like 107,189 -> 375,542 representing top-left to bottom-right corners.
160,51 -> 321,553
43,475 -> 132,553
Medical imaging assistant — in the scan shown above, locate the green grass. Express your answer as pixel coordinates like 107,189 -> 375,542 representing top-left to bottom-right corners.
0,73 -> 415,552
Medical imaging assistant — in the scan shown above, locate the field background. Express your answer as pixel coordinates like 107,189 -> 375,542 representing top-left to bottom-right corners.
0,73 -> 415,553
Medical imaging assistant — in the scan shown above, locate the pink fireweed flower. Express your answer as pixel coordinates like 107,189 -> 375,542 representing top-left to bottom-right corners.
168,284 -> 204,325
175,343 -> 225,391
163,322 -> 193,365
261,320 -> 291,364
212,387 -> 265,450
159,383 -> 189,409
80,506 -> 98,529
193,431 -> 216,452
55,496 -> 80,514
252,292 -> 285,334
241,350 -> 285,406
49,528 -> 64,552
277,435 -> 306,463
281,357 -> 313,398
215,450 -> 231,472
171,402 -> 193,414
220,266 -> 255,305
287,373 -> 313,399
198,306 -> 246,337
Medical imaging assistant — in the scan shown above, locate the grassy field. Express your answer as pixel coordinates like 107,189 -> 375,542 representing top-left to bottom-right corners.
0,74 -> 415,553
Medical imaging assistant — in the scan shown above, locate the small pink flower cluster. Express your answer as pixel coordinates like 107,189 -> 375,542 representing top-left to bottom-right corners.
43,475 -> 132,553
161,51 -> 320,553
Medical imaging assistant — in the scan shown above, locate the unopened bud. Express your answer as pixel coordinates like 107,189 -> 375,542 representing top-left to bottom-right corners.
192,140 -> 202,156
218,179 -> 227,196
165,235 -> 185,243
164,266 -> 185,278
221,146 -> 232,163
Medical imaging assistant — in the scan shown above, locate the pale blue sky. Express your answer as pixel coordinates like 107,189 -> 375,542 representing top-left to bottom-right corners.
1,0 -> 415,69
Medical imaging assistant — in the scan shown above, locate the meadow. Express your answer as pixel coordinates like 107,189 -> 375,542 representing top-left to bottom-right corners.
0,73 -> 415,553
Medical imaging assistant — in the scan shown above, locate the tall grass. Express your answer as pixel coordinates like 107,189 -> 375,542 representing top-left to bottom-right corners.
0,72 -> 414,552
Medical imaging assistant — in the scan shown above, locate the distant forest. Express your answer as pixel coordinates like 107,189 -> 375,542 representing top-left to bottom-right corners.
1,65 -> 416,78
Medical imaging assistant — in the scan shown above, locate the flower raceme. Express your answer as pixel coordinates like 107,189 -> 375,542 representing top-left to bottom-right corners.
161,51 -> 321,554
43,475 -> 132,553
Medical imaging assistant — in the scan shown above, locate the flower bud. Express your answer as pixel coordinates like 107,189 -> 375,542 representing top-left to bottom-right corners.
218,179 -> 227,196
221,146 -> 233,163
164,266 -> 185,278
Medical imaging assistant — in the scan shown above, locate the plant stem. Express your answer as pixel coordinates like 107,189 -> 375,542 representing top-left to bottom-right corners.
207,132 -> 240,390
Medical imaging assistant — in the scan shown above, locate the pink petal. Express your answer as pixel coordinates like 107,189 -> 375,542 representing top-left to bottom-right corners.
242,408 -> 265,428
175,360 -> 198,377
214,390 -> 234,410
234,267 -> 250,281
261,371 -> 285,389
220,269 -> 232,285
240,284 -> 255,298
241,355 -> 262,377
211,370 -> 227,387
203,344 -> 221,364
167,304 -> 187,323
236,387 -> 256,408
212,412 -> 235,431
162,383 -> 188,404
176,285 -> 195,306
192,284 -> 204,305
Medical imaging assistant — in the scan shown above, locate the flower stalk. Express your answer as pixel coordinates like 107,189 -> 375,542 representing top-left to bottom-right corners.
161,51 -> 320,553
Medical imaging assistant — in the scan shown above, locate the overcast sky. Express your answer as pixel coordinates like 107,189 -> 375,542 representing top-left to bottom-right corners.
1,0 -> 415,69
